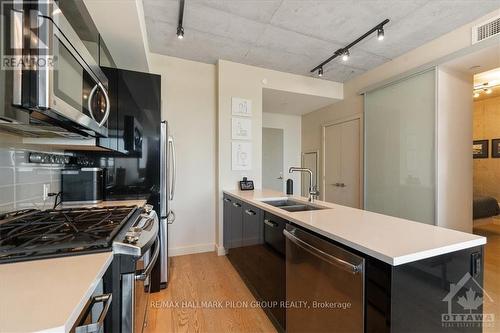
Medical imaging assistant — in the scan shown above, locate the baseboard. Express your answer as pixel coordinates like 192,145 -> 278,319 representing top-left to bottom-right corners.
169,243 -> 215,257
215,243 -> 227,256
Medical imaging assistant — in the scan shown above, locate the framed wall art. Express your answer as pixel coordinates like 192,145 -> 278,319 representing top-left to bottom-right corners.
492,139 -> 500,158
473,140 -> 489,159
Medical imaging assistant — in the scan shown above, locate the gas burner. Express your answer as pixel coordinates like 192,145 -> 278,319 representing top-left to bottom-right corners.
0,206 -> 139,263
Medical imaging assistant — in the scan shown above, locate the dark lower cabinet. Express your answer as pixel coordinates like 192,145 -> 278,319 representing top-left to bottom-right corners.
224,195 -> 285,332
225,196 -> 243,271
260,212 -> 286,331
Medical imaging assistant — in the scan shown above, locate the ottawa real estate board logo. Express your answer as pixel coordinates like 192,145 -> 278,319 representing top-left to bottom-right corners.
1,1 -> 54,70
441,272 -> 494,329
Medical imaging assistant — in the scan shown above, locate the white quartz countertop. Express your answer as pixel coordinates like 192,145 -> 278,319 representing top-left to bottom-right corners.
224,189 -> 486,266
0,252 -> 113,333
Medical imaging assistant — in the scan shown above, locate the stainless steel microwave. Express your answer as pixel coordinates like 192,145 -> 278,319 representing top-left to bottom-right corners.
0,0 -> 110,138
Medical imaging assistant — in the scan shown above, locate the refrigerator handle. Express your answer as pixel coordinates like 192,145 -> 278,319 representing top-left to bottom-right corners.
168,135 -> 176,201
160,121 -> 168,219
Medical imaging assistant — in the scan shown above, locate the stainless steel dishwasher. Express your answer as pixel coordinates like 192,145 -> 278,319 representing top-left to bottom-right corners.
284,224 -> 365,333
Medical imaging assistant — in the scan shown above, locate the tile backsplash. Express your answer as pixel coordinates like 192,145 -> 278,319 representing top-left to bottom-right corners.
0,145 -> 65,213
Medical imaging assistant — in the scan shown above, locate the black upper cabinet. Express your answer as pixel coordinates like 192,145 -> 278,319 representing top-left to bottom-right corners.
117,69 -> 161,155
94,68 -> 161,154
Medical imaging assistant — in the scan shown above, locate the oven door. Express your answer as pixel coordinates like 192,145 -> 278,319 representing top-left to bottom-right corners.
122,236 -> 160,333
35,3 -> 110,137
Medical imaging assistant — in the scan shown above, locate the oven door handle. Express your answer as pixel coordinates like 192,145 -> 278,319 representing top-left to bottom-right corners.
74,293 -> 112,333
135,236 -> 160,281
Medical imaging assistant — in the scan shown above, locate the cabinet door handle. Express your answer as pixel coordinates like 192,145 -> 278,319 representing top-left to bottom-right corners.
232,202 -> 241,207
264,219 -> 277,227
223,198 -> 231,202
245,209 -> 256,216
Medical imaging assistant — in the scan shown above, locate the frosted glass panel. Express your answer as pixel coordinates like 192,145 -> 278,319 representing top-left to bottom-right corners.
364,70 -> 435,225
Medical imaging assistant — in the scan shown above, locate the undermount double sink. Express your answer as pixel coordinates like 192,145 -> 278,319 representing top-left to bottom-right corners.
260,198 -> 328,212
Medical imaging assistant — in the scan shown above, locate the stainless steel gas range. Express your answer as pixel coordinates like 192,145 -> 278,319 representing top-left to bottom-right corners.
0,204 -> 159,332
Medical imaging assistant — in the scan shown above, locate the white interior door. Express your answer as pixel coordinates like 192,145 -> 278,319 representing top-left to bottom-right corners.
263,128 -> 284,192
324,119 -> 360,208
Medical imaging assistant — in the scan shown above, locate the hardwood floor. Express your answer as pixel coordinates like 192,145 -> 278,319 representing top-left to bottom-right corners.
144,252 -> 277,333
474,218 -> 500,333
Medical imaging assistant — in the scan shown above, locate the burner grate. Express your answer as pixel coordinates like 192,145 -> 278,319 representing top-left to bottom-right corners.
0,206 -> 138,262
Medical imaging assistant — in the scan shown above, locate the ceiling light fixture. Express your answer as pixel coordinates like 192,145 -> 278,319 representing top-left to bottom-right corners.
377,27 -> 385,41
318,67 -> 323,77
176,0 -> 185,40
342,49 -> 350,62
474,92 -> 480,98
485,88 -> 492,94
310,19 -> 389,75
177,26 -> 184,39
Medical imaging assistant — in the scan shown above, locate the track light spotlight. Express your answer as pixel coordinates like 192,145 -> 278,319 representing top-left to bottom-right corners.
177,26 -> 184,39
342,49 -> 350,62
485,88 -> 492,94
177,0 -> 185,40
377,27 -> 385,41
318,67 -> 323,77
473,92 -> 480,98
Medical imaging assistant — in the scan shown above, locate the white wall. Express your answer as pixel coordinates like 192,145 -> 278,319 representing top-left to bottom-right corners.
262,112 -> 302,194
217,60 -> 343,252
436,67 -> 474,232
149,54 -> 217,256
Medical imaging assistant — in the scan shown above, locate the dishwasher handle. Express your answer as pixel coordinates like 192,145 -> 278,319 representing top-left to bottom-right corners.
284,229 -> 363,274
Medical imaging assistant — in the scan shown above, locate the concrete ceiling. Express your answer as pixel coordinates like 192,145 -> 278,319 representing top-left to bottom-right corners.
263,88 -> 338,115
144,0 -> 500,83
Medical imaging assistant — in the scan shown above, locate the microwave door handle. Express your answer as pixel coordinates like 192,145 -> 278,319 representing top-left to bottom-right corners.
98,85 -> 111,127
168,136 -> 176,201
87,83 -> 110,128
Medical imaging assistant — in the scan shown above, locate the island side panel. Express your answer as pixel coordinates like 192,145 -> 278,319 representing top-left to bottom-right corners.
390,246 -> 485,333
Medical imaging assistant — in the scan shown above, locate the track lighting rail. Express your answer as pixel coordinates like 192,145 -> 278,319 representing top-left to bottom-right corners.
310,19 -> 390,75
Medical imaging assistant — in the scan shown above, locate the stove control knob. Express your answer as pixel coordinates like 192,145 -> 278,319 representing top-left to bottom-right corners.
144,204 -> 153,213
125,232 -> 139,244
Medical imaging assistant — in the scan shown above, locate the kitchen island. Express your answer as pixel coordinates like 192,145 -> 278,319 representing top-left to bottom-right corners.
223,189 -> 487,333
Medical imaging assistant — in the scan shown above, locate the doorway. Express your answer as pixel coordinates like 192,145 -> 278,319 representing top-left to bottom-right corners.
322,117 -> 361,208
442,44 -> 500,332
262,127 -> 284,192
